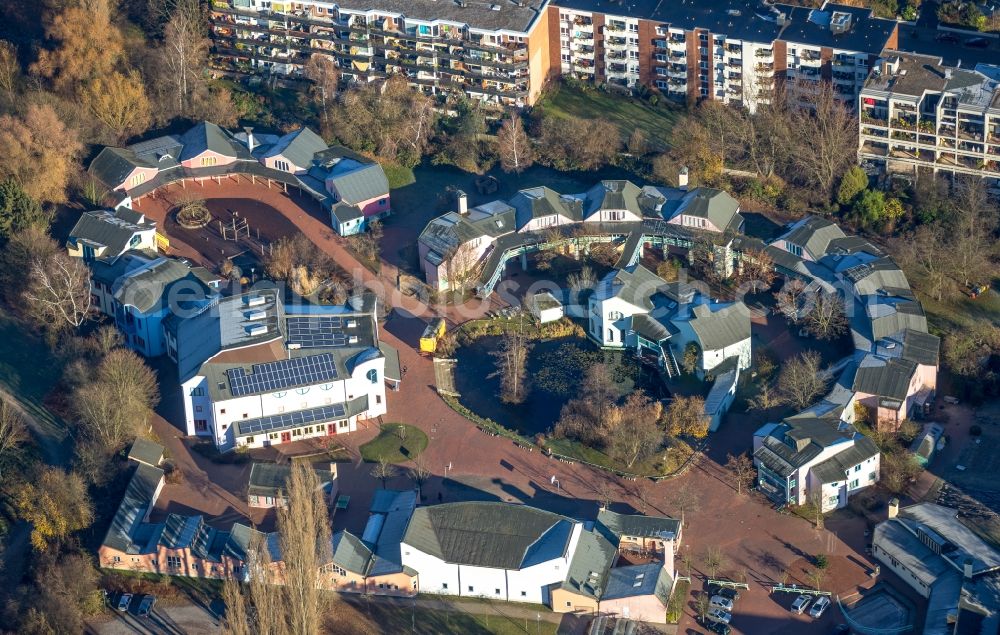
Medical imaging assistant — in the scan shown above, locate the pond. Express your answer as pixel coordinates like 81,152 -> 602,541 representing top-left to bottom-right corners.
453,334 -> 669,437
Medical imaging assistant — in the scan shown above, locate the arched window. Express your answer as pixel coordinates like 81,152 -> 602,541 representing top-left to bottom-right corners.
366,369 -> 378,384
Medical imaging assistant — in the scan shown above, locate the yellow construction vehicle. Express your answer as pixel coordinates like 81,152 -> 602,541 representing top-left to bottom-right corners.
419,318 -> 447,355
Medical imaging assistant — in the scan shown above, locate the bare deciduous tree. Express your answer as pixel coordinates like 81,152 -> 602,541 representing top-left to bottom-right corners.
370,458 -> 397,487
24,250 -> 93,330
277,461 -> 332,635
725,452 -> 755,496
497,113 -> 534,173
74,348 -> 159,452
661,395 -> 709,439
489,318 -> 532,404
158,0 -> 207,116
777,350 -> 827,410
774,278 -> 808,323
442,240 -> 482,293
948,177 -> 998,287
738,248 -> 776,293
0,40 -> 19,101
702,546 -> 727,579
608,392 -> 664,468
84,70 -> 152,143
0,399 -> 28,478
804,291 -> 848,341
789,83 -> 858,195
303,54 -> 340,113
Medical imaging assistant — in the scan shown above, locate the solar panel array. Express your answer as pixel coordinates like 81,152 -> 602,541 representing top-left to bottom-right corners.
237,403 -> 348,436
286,316 -> 350,348
225,354 -> 338,397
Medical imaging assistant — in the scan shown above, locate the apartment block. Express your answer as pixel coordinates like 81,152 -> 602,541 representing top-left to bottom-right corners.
209,0 -> 550,108
208,0 -> 897,111
858,52 -> 1000,189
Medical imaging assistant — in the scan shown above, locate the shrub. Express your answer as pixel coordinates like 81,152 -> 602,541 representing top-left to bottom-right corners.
813,554 -> 829,569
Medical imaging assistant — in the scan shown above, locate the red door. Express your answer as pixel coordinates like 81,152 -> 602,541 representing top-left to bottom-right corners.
280,431 -> 291,443
328,423 -> 336,436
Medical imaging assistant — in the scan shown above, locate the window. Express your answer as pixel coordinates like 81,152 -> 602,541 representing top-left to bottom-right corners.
194,419 -> 207,431
869,472 -> 876,481
376,395 -> 382,405
167,556 -> 182,569
246,436 -> 254,443
787,243 -> 803,257
566,601 -> 572,607
339,420 -> 348,428
442,583 -> 448,590
854,464 -> 862,472
113,556 -> 121,563
130,172 -> 146,187
334,565 -> 346,575
367,369 -> 378,384
293,429 -> 302,436
850,479 -> 859,489
521,591 -> 527,597
269,433 -> 278,439
495,588 -> 501,595
468,586 -> 474,592
275,160 -> 291,172
200,156 -> 218,167
195,405 -> 203,413
295,387 -> 310,395
273,391 -> 287,398
320,383 -> 333,391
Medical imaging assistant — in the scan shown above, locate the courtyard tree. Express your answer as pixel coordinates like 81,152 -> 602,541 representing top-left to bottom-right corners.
738,248 -> 775,293
748,382 -> 783,411
84,70 -> 152,143
497,113 -> 534,173
881,449 -> 922,495
442,241 -> 482,293
702,546 -> 727,579
725,452 -> 755,496
23,248 -> 93,332
681,341 -> 701,375
74,348 -> 159,453
661,395 -> 709,439
223,533 -> 286,635
668,482 -> 701,524
803,291 -> 848,341
891,224 -> 952,302
489,321 -> 533,404
14,467 -> 94,550
778,350 -> 827,410
370,458 -> 397,487
608,392 -> 664,469
656,258 -> 681,282
0,399 -> 28,480
0,104 -> 83,204
788,83 -> 858,196
774,278 -> 808,323
303,54 -> 340,112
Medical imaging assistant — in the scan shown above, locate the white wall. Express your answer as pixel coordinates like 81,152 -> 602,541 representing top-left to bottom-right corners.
589,296 -> 645,348
401,545 -> 460,595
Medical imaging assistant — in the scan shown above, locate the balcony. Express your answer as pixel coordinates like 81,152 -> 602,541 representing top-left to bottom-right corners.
755,49 -> 773,58
605,22 -> 625,33
606,36 -> 627,48
756,63 -> 773,73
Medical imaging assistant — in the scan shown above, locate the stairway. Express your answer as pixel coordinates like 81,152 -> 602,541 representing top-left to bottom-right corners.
661,343 -> 680,379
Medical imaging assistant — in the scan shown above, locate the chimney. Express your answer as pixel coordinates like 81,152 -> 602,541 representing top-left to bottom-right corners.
456,190 -> 468,215
964,557 -> 974,580
944,68 -> 953,80
678,166 -> 689,190
244,126 -> 255,152
888,497 -> 899,519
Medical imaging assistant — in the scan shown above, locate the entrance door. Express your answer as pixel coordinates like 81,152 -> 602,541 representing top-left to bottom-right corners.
328,423 -> 335,436
280,431 -> 291,443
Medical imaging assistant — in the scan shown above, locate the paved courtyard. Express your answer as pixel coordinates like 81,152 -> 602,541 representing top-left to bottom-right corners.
137,177 -> 894,634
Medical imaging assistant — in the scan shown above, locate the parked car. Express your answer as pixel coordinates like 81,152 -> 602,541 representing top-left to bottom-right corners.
965,37 -> 990,48
791,594 -> 812,614
706,621 -> 732,635
116,593 -> 132,612
710,595 -> 735,612
810,596 -> 832,618
136,595 -> 156,618
935,32 -> 959,43
709,585 -> 741,601
707,608 -> 732,624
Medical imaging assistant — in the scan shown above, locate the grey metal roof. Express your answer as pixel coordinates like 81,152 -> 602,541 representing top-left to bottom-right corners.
902,329 -> 940,367
510,186 -> 581,227
263,127 -> 328,170
178,122 -> 248,162
875,517 -> 952,588
853,358 -> 917,401
69,209 -> 155,260
597,509 -> 681,542
403,502 -> 573,570
326,162 -> 389,205
335,0 -> 546,32
704,368 -> 739,416
331,530 -> 373,575
671,187 -> 741,231
560,528 -> 617,600
687,302 -> 751,352
113,258 -> 216,314
331,202 -> 364,223
810,436 -> 879,484
379,342 -> 401,382
600,264 -> 666,311
88,147 -> 156,189
898,503 -> 1000,575
778,216 -> 846,260
630,314 -> 673,343
101,463 -> 164,554
127,438 -> 164,467
583,180 -> 643,219
602,563 -> 673,604
247,462 -> 334,498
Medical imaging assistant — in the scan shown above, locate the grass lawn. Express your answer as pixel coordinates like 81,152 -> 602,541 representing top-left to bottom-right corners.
666,579 -> 690,623
538,82 -> 682,151
383,162 -> 417,189
359,423 -> 429,463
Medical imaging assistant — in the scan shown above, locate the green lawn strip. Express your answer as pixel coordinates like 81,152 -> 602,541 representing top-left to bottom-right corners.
384,163 -> 417,190
539,84 -> 681,150
666,579 -> 690,623
362,600 -> 558,635
359,423 -> 428,463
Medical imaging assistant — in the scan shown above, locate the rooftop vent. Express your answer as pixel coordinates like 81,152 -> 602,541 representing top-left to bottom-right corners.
727,8 -> 741,16
490,3 -> 501,9
346,319 -> 358,328
245,295 -> 266,307
348,335 -> 359,344
830,11 -> 852,35
247,325 -> 269,336
246,310 -> 267,321
288,343 -> 302,350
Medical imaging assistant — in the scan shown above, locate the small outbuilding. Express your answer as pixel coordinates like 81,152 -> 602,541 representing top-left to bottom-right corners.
128,438 -> 164,468
531,292 -> 564,324
247,462 -> 338,508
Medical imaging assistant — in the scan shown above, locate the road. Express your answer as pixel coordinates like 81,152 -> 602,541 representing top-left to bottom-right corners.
88,601 -> 221,635
896,4 -> 1000,68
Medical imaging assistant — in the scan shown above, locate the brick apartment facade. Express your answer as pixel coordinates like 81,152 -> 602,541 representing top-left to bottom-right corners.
208,0 -> 898,112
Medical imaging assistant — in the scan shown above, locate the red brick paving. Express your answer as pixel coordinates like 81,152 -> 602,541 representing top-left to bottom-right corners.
139,178 -> 881,634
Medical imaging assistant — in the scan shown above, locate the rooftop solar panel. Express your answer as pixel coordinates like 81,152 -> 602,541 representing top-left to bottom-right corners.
286,315 -> 352,348
236,403 -> 348,436
225,354 -> 338,397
